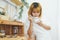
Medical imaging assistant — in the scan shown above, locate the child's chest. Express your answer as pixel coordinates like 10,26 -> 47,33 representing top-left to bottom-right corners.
32,22 -> 49,34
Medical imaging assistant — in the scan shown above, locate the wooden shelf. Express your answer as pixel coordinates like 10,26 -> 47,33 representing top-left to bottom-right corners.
0,36 -> 27,40
0,20 -> 24,26
0,20 -> 24,36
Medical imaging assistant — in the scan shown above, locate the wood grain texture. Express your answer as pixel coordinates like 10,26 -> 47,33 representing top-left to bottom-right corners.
0,36 -> 27,40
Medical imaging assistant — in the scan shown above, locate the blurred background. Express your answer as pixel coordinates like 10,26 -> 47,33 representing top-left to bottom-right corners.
0,0 -> 58,40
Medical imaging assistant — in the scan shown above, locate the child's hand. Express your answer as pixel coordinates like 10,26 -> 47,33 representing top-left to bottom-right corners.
28,16 -> 33,22
44,25 -> 51,30
36,21 -> 42,25
37,22 -> 51,30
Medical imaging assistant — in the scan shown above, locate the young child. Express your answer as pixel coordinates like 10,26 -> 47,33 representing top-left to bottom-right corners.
24,2 -> 51,40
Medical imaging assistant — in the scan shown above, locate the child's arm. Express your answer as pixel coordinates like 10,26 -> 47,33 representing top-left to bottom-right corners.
27,16 -> 33,38
27,21 -> 33,37
37,21 -> 51,30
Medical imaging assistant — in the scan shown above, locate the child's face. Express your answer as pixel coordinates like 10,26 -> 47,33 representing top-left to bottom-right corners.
32,8 -> 40,17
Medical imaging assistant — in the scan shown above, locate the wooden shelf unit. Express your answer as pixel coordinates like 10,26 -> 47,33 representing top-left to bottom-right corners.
0,20 -> 24,36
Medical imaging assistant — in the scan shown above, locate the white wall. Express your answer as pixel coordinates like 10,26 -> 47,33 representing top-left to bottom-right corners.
0,0 -> 17,20
58,0 -> 60,40
0,0 -> 58,40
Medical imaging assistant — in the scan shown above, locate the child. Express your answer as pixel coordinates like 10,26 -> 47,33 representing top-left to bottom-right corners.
24,2 -> 51,40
